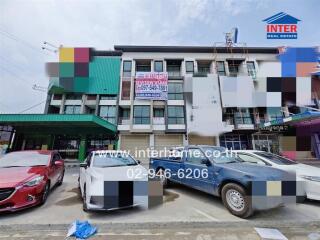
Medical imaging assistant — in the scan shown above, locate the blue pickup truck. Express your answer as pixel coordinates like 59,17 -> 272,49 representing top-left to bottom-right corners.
150,145 -> 286,218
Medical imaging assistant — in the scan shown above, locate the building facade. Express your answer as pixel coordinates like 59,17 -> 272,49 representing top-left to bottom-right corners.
0,45 -> 319,163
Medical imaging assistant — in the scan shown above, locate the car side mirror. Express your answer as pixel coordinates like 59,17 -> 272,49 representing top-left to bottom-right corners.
136,160 -> 141,164
80,163 -> 87,168
54,160 -> 64,166
201,159 -> 211,166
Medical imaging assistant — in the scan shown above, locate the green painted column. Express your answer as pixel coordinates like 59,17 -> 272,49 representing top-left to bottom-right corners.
78,135 -> 87,162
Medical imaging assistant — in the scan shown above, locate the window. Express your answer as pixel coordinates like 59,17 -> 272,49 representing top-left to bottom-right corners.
121,108 -> 130,120
134,106 -> 150,124
87,95 -> 97,100
228,64 -> 238,77
167,60 -> 181,77
267,107 -> 284,121
64,105 -> 81,114
53,94 -> 62,100
247,61 -> 256,79
234,108 -> 253,125
136,60 -> 151,72
123,61 -> 132,77
66,94 -> 82,100
185,61 -> 194,73
237,154 -> 267,165
99,106 -> 116,124
216,61 -> 226,76
100,95 -> 117,100
186,148 -> 206,165
168,82 -> 183,100
153,108 -> 164,117
154,61 -> 163,72
167,106 -> 184,124
254,152 -> 297,165
197,62 -> 211,74
219,134 -> 251,150
121,81 -> 131,100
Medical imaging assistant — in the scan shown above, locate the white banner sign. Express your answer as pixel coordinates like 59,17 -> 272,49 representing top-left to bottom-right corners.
135,72 -> 168,100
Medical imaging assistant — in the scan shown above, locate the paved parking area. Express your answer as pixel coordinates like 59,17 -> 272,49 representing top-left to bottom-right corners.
0,167 -> 320,226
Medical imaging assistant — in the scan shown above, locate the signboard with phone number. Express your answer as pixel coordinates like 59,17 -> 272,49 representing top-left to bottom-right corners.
135,72 -> 168,100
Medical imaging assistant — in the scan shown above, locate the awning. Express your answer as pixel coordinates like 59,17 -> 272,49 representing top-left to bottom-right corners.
261,111 -> 320,128
0,114 -> 117,135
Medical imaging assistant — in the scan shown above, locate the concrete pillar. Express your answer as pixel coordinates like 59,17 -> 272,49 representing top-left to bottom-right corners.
116,134 -> 121,150
78,134 -> 87,162
215,136 -> 220,146
80,94 -> 86,114
95,94 -> 100,115
59,94 -> 66,114
183,134 -> 188,146
149,134 -> 155,149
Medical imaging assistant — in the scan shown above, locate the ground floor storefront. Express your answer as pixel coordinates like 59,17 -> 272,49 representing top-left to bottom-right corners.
0,114 -> 117,161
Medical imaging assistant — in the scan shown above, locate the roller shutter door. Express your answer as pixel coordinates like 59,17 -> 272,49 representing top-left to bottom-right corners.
188,135 -> 216,145
154,134 -> 183,152
121,135 -> 149,165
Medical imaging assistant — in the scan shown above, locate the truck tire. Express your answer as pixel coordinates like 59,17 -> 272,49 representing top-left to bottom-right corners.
221,183 -> 253,218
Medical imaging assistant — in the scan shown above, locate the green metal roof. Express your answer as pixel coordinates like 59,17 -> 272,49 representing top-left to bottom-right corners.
48,57 -> 121,95
0,114 -> 117,134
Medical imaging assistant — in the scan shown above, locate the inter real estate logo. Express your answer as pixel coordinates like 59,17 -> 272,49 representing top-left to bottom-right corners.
263,12 -> 301,39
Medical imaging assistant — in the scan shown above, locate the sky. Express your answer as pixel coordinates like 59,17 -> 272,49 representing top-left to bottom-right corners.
0,0 -> 319,113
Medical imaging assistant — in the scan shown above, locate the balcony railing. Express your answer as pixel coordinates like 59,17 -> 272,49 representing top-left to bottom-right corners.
118,117 -> 130,125
167,66 -> 181,77
153,117 -> 165,125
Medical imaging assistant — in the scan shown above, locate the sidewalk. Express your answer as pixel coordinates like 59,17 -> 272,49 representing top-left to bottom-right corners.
0,221 -> 319,240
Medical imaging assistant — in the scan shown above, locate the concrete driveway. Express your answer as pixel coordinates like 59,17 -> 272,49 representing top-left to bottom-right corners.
0,167 -> 320,225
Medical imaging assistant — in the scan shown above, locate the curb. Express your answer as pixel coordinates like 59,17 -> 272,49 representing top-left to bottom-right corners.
0,220 -> 319,231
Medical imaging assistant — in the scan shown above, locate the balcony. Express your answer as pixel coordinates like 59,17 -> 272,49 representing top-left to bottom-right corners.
223,113 -> 257,130
153,117 -> 165,125
167,60 -> 182,79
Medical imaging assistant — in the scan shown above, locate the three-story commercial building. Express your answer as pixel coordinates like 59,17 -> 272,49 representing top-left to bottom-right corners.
0,45 -> 319,163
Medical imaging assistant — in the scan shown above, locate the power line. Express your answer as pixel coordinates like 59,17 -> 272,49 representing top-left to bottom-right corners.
18,100 -> 46,113
0,65 -> 35,86
0,28 -> 50,56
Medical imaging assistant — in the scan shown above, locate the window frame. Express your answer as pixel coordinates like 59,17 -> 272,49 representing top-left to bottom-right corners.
64,105 -> 81,114
167,106 -> 185,124
168,82 -> 183,100
123,60 -> 132,77
154,61 -> 163,72
185,61 -> 194,73
99,105 -> 116,124
153,108 -> 165,118
216,61 -> 226,76
133,106 -> 150,124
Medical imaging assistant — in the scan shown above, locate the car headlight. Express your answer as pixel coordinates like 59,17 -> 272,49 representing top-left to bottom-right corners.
300,175 -> 320,182
24,176 -> 44,187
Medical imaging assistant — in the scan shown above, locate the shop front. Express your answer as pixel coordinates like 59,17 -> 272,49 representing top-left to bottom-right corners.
0,114 -> 117,161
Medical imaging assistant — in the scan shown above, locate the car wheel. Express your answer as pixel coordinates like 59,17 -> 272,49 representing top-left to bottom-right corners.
57,171 -> 65,186
157,168 -> 168,187
41,182 -> 50,205
221,183 -> 253,218
83,185 -> 88,212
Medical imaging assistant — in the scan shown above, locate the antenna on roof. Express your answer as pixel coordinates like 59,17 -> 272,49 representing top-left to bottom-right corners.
225,27 -> 238,47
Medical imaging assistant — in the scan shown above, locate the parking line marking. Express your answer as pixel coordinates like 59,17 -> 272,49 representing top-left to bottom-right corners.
192,208 -> 219,221
98,232 -> 164,236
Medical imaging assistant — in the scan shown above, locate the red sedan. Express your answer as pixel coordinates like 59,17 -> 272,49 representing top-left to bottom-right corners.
0,150 -> 64,212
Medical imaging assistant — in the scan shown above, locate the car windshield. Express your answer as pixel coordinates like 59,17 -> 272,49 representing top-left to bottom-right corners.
201,147 -> 239,164
254,152 -> 297,165
0,152 -> 50,168
92,152 -> 137,168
